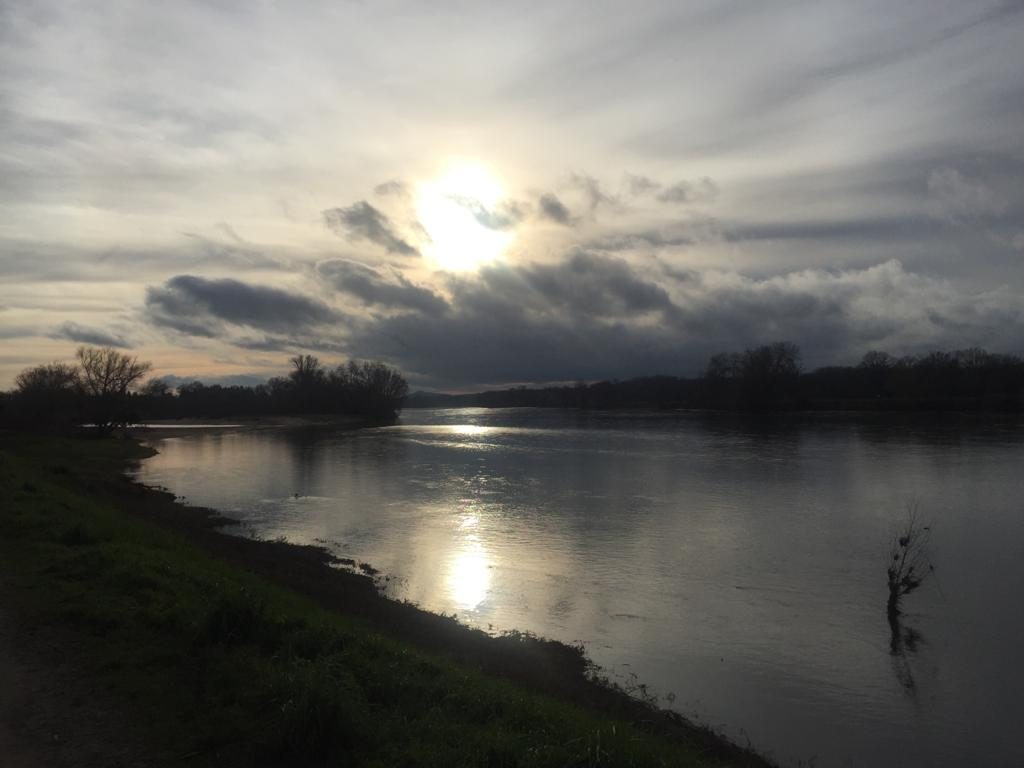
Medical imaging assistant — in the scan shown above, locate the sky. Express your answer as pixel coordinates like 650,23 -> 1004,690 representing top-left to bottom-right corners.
2,0 -> 1023,390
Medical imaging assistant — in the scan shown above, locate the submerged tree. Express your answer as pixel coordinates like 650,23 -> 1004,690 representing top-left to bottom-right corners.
886,504 -> 933,618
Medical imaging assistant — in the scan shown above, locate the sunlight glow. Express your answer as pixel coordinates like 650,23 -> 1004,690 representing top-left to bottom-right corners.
416,164 -> 513,272
450,424 -> 491,436
447,541 -> 491,611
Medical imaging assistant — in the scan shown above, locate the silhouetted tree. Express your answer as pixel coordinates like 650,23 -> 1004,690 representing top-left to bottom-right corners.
285,354 -> 328,412
76,346 -> 152,431
15,361 -> 80,397
331,360 -> 408,418
705,352 -> 743,381
858,351 -> 897,370
10,361 -> 82,430
289,354 -> 325,387
142,378 -> 171,398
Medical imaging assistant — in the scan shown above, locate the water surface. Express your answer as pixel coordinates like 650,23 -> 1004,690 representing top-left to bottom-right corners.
135,408 -> 1024,768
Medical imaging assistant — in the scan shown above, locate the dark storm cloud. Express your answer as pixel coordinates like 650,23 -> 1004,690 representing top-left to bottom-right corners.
50,321 -> 132,348
657,177 -> 718,204
338,253 -> 686,386
322,202 -> 418,256
317,260 -> 448,316
520,252 -> 675,317
145,275 -> 341,337
344,255 -> 1024,388
538,193 -> 572,224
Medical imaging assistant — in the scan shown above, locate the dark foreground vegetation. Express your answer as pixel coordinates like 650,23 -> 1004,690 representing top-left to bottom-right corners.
0,348 -> 409,432
408,343 -> 1024,412
0,432 -> 770,767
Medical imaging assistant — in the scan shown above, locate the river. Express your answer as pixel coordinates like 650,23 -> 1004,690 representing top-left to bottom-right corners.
133,408 -> 1024,768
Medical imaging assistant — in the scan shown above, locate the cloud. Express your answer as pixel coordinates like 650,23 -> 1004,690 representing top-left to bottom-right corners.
538,193 -> 572,224
50,321 -> 132,348
656,177 -> 718,204
145,275 -> 341,338
567,173 -> 618,211
451,196 -> 530,230
726,215 -> 936,244
344,255 -> 1024,388
625,174 -> 661,196
0,325 -> 37,340
177,231 -> 283,270
927,167 -> 1008,222
518,252 -> 675,317
317,260 -> 448,316
374,179 -> 409,197
322,202 -> 419,256
588,230 -> 700,251
0,235 -> 287,284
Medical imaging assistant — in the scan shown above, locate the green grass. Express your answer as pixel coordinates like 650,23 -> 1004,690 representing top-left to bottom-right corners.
0,433 -> 734,767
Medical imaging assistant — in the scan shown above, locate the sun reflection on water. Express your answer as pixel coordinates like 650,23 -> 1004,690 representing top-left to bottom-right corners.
447,543 -> 491,611
447,510 -> 492,611
450,424 -> 491,437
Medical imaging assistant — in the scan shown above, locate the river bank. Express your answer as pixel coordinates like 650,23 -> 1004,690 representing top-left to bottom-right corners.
0,430 -> 773,767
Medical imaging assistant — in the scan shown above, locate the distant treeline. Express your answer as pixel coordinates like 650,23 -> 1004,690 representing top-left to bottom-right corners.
5,343 -> 1023,432
1,349 -> 409,432
139,355 -> 408,421
407,343 -> 1024,412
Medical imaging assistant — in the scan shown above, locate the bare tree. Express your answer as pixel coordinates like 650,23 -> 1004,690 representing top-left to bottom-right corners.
857,351 -> 897,370
76,346 -> 152,430
357,361 -> 409,405
887,503 -> 933,617
77,347 -> 151,397
11,362 -> 82,429
289,354 -> 324,387
141,378 -> 171,398
15,361 -> 80,395
332,360 -> 408,417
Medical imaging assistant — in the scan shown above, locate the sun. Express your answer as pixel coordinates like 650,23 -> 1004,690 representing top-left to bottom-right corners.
416,164 -> 513,272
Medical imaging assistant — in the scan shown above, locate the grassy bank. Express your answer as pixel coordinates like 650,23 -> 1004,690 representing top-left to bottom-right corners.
0,432 -> 771,767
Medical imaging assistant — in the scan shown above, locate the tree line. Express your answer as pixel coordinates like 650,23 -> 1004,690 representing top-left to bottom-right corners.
4,342 -> 1023,431
407,343 -> 1024,412
0,348 -> 409,432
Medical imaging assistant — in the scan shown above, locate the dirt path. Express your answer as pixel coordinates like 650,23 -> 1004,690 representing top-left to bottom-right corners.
0,597 -> 164,768
0,605 -> 52,767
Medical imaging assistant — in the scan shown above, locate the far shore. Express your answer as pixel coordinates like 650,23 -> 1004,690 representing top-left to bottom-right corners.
128,413 -> 377,439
